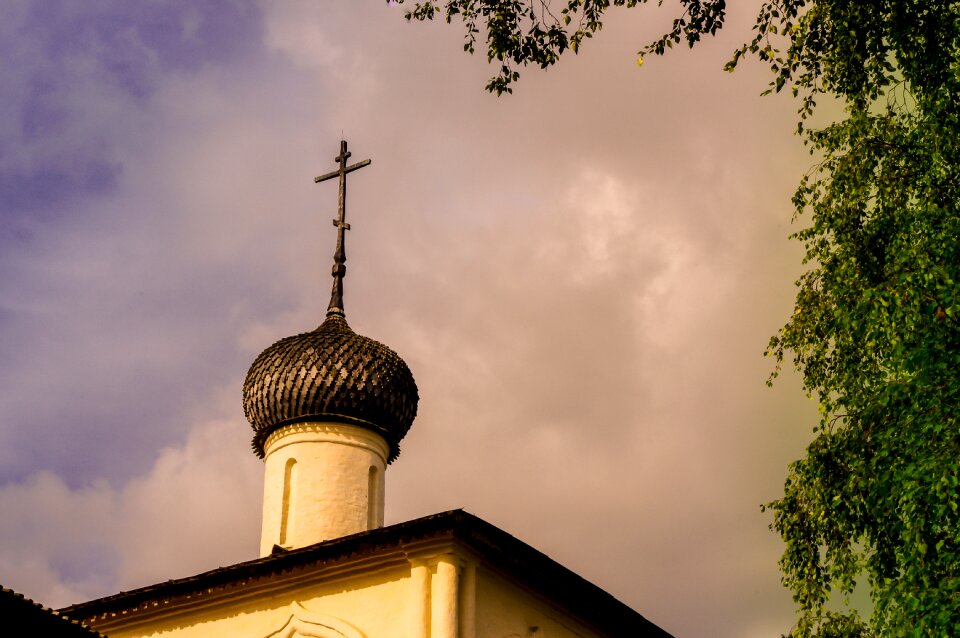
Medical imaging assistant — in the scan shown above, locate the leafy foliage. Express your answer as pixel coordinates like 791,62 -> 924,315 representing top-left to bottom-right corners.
755,2 -> 960,636
394,1 -> 960,636
394,0 -> 726,94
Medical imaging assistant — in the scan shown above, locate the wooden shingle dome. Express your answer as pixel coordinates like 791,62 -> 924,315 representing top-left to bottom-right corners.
242,313 -> 418,462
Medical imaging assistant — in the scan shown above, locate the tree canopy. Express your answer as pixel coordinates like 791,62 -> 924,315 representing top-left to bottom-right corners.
395,1 -> 960,636
397,0 -> 727,94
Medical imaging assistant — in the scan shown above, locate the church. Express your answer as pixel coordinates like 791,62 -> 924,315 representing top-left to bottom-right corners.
49,142 -> 674,638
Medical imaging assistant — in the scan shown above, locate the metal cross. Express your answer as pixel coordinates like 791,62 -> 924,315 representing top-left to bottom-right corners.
314,140 -> 371,317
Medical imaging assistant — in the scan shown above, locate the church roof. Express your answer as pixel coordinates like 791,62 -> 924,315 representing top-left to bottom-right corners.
242,312 -> 418,461
1,586 -> 104,637
61,510 -> 673,637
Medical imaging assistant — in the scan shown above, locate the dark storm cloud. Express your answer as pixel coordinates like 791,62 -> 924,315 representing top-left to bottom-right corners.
0,0 -> 262,219
0,1 -> 269,484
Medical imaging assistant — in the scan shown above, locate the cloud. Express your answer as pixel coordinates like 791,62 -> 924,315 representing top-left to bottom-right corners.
0,5 -> 326,484
0,391 -> 261,608
0,0 -> 262,221
376,160 -> 817,634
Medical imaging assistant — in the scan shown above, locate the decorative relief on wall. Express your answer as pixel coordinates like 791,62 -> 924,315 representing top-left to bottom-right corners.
262,602 -> 365,638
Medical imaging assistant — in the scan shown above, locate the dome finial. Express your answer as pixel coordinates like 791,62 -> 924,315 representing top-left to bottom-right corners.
314,140 -> 372,318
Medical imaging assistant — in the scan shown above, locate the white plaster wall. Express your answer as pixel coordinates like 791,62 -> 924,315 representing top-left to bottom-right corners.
260,422 -> 388,556
100,568 -> 415,638
84,549 -> 609,638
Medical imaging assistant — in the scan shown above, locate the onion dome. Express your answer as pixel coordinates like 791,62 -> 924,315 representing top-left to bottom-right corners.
243,140 -> 418,462
242,312 -> 418,462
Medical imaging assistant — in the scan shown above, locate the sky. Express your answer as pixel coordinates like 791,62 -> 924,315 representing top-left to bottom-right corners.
0,2 -> 823,636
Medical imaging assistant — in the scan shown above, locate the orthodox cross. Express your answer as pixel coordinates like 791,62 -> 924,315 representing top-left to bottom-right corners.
314,140 -> 371,317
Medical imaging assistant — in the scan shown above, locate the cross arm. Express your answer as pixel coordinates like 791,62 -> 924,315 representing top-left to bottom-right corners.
314,158 -> 372,184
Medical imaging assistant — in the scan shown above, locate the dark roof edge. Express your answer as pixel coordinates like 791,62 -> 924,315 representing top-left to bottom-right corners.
1,586 -> 106,637
61,510 -> 673,637
453,514 -> 674,637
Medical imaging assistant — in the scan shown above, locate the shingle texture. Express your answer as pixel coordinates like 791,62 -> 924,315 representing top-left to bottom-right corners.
243,313 -> 418,461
